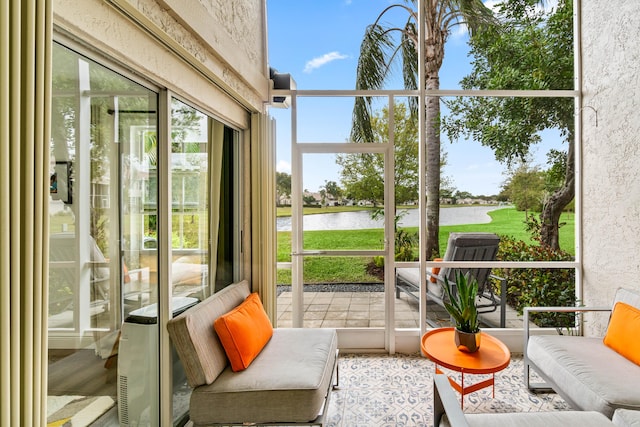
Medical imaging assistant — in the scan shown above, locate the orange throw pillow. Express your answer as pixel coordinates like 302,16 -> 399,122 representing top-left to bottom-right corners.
214,293 -> 273,372
429,258 -> 443,283
603,301 -> 640,366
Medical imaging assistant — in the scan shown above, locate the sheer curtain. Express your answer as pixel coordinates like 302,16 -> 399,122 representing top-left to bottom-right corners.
251,113 -> 277,321
0,1 -> 52,425
208,118 -> 224,291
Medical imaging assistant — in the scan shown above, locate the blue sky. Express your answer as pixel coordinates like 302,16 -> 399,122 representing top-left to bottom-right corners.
266,0 -> 560,196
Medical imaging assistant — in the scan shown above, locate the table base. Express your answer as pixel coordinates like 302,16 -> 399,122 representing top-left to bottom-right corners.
435,365 -> 495,409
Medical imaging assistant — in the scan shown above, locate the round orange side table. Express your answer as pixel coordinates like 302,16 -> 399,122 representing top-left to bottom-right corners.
421,327 -> 510,408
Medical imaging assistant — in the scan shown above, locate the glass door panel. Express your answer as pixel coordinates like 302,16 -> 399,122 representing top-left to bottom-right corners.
289,138 -> 392,334
49,42 -> 159,425
170,100 -> 210,301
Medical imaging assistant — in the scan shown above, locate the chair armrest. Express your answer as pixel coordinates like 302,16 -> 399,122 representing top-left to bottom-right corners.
523,305 -> 612,346
434,374 -> 470,427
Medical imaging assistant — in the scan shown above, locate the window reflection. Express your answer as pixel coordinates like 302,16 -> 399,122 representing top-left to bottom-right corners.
48,43 -> 159,425
170,100 -> 210,300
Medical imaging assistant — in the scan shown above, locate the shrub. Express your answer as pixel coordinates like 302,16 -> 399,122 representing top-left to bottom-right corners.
495,235 -> 576,327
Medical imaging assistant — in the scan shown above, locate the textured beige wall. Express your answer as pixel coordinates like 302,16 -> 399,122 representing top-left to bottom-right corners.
581,0 -> 640,335
53,0 -> 268,126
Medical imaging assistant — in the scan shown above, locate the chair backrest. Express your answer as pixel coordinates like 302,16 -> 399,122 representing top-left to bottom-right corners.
167,280 -> 251,388
438,232 -> 500,291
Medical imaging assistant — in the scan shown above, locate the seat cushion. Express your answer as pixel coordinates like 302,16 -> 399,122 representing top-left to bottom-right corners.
528,335 -> 640,417
442,411 -> 615,427
397,267 -> 443,297
189,328 -> 338,425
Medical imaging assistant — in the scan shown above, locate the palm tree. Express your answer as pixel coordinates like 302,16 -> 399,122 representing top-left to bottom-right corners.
351,0 -> 496,257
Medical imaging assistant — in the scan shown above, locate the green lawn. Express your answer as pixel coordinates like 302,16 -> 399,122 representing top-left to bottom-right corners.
277,207 -> 575,284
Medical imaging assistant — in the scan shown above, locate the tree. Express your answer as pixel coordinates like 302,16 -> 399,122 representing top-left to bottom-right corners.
442,0 -> 574,250
322,180 -> 343,205
455,190 -> 474,200
276,171 -> 291,206
351,0 -> 497,257
337,151 -> 385,206
338,102 -> 419,205
302,192 -> 318,206
502,162 -> 546,215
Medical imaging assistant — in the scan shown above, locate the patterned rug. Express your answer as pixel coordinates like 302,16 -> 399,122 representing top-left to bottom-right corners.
326,353 -> 570,426
47,395 -> 115,427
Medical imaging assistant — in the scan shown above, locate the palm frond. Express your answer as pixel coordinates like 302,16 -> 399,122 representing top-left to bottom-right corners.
442,0 -> 498,37
442,271 -> 480,333
351,24 -> 395,143
355,24 -> 394,91
401,21 -> 419,115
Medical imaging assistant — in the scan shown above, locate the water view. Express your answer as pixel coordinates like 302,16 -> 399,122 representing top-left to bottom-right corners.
276,205 -> 504,231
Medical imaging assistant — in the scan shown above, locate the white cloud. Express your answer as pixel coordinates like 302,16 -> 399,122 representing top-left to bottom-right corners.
483,0 -> 501,13
277,160 -> 291,173
450,23 -> 469,40
303,51 -> 349,73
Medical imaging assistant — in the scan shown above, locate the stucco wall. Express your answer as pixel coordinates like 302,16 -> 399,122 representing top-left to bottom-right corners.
581,0 -> 640,335
53,0 -> 268,126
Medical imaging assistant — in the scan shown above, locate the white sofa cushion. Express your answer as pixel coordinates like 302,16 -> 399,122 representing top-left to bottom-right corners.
189,328 -> 338,425
528,335 -> 640,417
612,409 -> 640,427
442,411 -> 615,427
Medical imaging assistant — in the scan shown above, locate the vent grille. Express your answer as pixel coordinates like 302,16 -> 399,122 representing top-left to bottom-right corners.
119,375 -> 129,425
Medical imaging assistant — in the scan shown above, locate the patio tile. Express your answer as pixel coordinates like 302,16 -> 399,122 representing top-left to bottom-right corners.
275,289 -> 529,330
307,304 -> 330,312
347,311 -> 371,320
345,319 -> 370,327
304,311 -> 327,320
322,319 -> 347,328
325,310 -> 348,320
348,304 -> 369,312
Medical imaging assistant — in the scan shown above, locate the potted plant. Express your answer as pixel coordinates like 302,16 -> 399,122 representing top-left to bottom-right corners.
442,271 -> 481,352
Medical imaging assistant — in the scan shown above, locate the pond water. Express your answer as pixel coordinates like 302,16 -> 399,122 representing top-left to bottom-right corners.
276,205 -> 504,231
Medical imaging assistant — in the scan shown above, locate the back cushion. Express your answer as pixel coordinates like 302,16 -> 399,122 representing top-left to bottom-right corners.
167,280 -> 250,387
214,293 -> 273,371
612,287 -> 640,312
603,301 -> 640,366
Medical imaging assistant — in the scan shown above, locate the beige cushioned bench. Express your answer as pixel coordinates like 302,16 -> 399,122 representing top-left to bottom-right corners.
433,374 -> 636,427
524,288 -> 640,419
167,280 -> 339,426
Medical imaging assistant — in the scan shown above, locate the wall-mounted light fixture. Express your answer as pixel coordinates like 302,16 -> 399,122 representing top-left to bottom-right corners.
269,67 -> 296,108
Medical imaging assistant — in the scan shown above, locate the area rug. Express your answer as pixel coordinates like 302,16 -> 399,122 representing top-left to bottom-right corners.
47,395 -> 115,427
326,353 -> 570,426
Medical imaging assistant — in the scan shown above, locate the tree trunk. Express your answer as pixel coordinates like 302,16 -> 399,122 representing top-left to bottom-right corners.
424,24 -> 445,258
425,76 -> 441,258
540,137 -> 575,250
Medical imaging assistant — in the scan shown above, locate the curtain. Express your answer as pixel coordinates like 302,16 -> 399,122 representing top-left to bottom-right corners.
0,1 -> 52,425
208,119 -> 224,293
250,113 -> 277,323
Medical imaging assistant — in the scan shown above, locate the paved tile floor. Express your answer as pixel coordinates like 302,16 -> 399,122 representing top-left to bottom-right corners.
278,291 -> 522,328
276,288 -> 527,329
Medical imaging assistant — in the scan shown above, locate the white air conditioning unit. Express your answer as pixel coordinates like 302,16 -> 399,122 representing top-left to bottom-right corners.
118,297 -> 198,426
